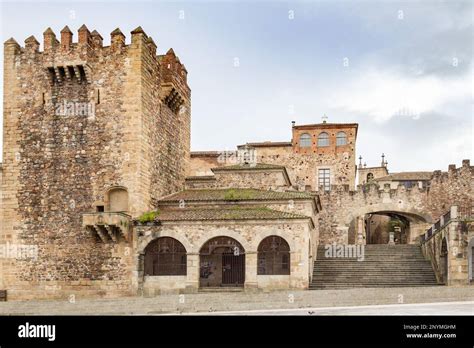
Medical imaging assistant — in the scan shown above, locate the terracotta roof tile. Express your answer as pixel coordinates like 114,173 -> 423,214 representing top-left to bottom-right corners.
212,163 -> 286,171
159,188 -> 315,202
185,175 -> 216,181
152,206 -> 309,222
237,141 -> 293,148
375,172 -> 433,181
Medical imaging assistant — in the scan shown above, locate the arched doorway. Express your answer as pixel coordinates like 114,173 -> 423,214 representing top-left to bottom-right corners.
199,236 -> 245,288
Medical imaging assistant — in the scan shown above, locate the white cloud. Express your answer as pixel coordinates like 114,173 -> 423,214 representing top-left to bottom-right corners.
327,66 -> 472,122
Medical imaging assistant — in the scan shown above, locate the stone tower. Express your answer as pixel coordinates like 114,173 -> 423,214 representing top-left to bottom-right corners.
1,25 -> 191,299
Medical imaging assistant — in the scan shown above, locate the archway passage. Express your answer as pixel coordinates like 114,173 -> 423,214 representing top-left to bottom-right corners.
348,210 -> 430,245
366,213 -> 410,244
199,236 -> 245,288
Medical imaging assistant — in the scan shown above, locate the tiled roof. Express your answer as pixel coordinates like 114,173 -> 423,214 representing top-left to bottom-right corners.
293,122 -> 358,129
237,141 -> 292,148
190,151 -> 220,157
185,175 -> 216,181
375,172 -> 433,181
212,163 -> 286,171
159,188 -> 315,202
153,206 -> 309,222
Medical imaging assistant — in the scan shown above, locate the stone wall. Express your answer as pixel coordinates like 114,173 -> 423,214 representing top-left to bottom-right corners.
212,169 -> 290,191
421,206 -> 474,286
426,160 -> 473,221
188,152 -> 219,176
1,26 -> 190,299
189,123 -> 358,191
318,161 -> 473,245
358,166 -> 388,185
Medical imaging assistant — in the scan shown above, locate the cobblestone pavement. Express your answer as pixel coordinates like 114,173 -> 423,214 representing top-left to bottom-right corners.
0,286 -> 472,315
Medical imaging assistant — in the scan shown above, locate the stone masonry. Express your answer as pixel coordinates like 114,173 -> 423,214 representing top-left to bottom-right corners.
1,25 -> 190,299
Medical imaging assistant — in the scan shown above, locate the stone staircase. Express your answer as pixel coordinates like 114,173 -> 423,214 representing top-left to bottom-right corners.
310,244 -> 440,290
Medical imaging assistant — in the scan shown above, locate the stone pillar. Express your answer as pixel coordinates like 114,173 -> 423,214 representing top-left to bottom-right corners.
451,206 -> 458,219
245,251 -> 258,290
447,221 -> 468,285
134,252 -> 145,296
357,216 -> 364,245
185,253 -> 199,292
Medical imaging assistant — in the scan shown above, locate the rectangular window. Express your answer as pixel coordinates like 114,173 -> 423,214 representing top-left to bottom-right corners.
318,168 -> 331,191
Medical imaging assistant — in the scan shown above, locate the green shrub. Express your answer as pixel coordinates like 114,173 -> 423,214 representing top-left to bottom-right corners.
223,189 -> 255,201
138,210 -> 159,223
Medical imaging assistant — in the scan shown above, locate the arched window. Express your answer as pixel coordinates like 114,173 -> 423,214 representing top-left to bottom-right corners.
367,173 -> 374,182
144,237 -> 187,276
336,131 -> 347,146
257,236 -> 290,275
299,133 -> 311,148
108,187 -> 128,212
317,132 -> 329,147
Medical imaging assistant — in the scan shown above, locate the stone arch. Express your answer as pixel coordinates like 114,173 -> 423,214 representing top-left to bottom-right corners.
137,230 -> 193,255
251,229 -> 297,252
199,236 -> 245,255
342,204 -> 432,226
194,228 -> 251,254
344,203 -> 432,245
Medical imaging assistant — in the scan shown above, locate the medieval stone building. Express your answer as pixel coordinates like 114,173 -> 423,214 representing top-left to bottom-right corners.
0,26 -> 472,300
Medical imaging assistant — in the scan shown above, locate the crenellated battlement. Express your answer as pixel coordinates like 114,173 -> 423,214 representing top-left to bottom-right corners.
6,25 -> 165,54
4,25 -> 190,104
431,159 -> 473,183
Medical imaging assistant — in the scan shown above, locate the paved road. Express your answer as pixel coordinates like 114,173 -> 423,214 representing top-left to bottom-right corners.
1,286 -> 473,315
178,301 -> 474,316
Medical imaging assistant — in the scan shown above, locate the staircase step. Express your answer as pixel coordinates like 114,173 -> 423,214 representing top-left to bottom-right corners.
310,244 -> 439,290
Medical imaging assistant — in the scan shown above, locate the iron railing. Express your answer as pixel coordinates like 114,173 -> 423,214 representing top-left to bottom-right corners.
421,205 -> 473,244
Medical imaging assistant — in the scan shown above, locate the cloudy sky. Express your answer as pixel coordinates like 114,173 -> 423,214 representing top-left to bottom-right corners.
0,0 -> 472,172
